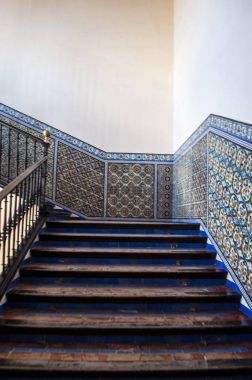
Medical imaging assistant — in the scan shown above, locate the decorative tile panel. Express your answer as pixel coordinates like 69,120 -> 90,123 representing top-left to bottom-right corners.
56,142 -> 105,217
191,136 -> 208,223
173,136 -> 208,223
107,163 -> 154,218
157,165 -> 173,218
173,150 -> 192,218
208,133 -> 252,298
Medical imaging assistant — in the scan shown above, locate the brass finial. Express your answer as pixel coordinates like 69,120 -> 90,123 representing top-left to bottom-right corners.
43,129 -> 50,144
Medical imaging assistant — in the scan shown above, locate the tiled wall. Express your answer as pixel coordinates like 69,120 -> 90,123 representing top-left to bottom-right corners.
56,142 -> 105,217
0,104 -> 251,303
0,112 -> 173,219
173,131 -> 252,303
107,163 -> 154,218
157,164 -> 173,218
173,135 -> 208,223
208,133 -> 252,300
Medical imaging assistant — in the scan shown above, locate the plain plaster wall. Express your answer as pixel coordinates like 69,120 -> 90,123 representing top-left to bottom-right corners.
173,0 -> 252,151
0,0 -> 173,153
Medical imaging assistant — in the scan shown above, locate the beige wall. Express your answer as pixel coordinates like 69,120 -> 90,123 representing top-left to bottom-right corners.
173,0 -> 252,151
0,0 -> 173,153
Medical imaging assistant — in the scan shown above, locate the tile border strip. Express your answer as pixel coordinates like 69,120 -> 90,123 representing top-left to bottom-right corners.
0,104 -> 173,162
1,103 -> 251,162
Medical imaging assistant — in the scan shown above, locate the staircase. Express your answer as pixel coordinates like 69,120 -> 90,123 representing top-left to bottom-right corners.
0,208 -> 252,379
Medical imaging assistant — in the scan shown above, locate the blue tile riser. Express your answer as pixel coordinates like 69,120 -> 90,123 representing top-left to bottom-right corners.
0,332 -> 251,345
18,277 -> 226,287
4,302 -> 239,313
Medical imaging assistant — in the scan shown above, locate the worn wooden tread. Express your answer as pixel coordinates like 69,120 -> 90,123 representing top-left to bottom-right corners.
7,285 -> 240,304
46,219 -> 200,230
39,232 -> 207,242
0,310 -> 250,331
5,307 -> 241,318
20,264 -> 226,278
31,247 -> 213,253
30,246 -> 216,259
0,355 -> 252,374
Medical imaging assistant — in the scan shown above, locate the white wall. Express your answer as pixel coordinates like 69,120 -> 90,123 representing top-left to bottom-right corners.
173,0 -> 252,151
0,0 -> 173,153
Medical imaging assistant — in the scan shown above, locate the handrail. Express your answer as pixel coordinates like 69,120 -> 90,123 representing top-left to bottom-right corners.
0,157 -> 47,200
0,119 -> 46,146
0,128 -> 50,298
0,120 -> 50,186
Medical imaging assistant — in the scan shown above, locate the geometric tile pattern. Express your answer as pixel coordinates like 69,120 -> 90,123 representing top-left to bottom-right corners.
173,136 -> 208,223
56,142 -> 105,217
191,136 -> 208,224
157,164 -> 173,218
208,133 -> 252,299
107,163 -> 154,218
173,150 -> 192,218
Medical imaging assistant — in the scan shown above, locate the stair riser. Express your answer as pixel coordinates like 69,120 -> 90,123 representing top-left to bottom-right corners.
45,228 -> 201,235
46,220 -> 201,231
5,301 -> 240,313
7,294 -> 240,305
19,277 -> 227,287
1,332 -> 252,346
39,235 -> 208,245
1,374 -> 252,380
1,212 -> 250,376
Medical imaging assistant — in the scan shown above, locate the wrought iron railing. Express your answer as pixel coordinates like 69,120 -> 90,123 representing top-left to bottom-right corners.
0,124 -> 50,297
0,120 -> 47,186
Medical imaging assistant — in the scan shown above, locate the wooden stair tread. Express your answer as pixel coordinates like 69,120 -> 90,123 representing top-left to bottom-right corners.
21,263 -> 225,276
0,310 -> 250,330
1,212 -> 250,376
2,308 -> 244,317
8,284 -> 240,300
31,246 -> 215,259
0,355 -> 252,373
31,247 -> 213,254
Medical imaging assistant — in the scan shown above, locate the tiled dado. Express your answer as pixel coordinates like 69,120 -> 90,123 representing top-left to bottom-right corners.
173,135 -> 208,223
56,142 -> 105,217
208,133 -> 252,299
173,132 -> 252,302
157,164 -> 173,218
107,163 -> 154,218
106,163 -> 173,219
0,112 -> 173,219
